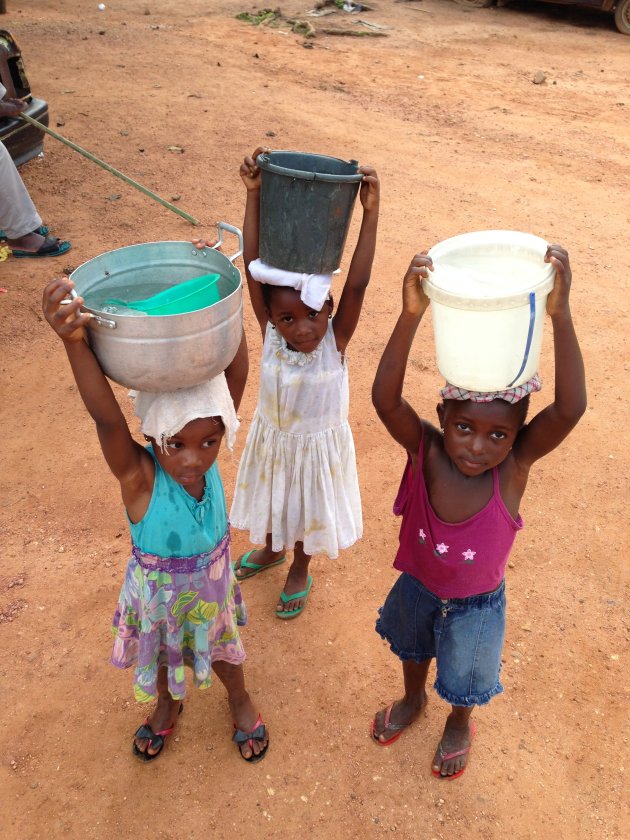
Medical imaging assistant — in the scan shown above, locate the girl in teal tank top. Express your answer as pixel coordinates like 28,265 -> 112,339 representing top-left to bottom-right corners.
127,446 -> 228,558
43,276 -> 268,764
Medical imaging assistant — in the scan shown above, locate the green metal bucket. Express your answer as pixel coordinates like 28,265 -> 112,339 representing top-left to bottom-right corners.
257,150 -> 363,274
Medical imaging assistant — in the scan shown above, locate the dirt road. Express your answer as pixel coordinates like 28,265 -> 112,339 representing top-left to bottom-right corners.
1,1 -> 628,838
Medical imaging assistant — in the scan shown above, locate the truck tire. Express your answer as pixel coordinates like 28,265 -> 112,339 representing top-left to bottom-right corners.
614,0 -> 630,34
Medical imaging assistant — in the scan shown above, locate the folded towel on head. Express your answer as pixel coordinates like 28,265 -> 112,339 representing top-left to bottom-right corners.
248,258 -> 332,312
131,372 -> 239,452
440,374 -> 542,405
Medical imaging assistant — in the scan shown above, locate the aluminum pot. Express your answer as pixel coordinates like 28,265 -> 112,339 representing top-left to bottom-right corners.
68,223 -> 243,392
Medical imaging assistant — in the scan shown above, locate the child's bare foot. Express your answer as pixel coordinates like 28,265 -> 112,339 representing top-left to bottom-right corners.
276,564 -> 311,616
431,713 -> 475,778
371,694 -> 427,744
234,547 -> 285,579
229,690 -> 269,761
133,694 -> 181,757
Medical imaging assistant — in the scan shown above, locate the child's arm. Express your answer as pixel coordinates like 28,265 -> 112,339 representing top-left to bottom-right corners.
224,328 -> 248,413
189,230 -> 249,412
42,278 -> 153,511
240,147 -> 269,339
512,245 -> 586,466
333,166 -> 380,353
188,235 -> 248,410
372,254 -> 434,456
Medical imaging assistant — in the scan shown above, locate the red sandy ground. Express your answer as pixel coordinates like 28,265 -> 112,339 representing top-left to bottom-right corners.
0,1 -> 628,838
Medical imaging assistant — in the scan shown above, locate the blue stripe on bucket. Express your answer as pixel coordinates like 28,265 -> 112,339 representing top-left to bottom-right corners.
507,292 -> 536,388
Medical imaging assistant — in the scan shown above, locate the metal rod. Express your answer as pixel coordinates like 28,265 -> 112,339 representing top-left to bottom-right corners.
19,112 -> 200,226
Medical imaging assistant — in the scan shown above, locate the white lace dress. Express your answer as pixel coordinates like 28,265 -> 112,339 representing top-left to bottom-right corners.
230,320 -> 362,558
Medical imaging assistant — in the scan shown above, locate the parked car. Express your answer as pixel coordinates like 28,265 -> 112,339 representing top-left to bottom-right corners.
455,0 -> 630,35
0,29 -> 49,166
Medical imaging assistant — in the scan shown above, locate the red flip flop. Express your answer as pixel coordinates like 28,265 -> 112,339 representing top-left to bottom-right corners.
431,721 -> 476,780
370,702 -> 411,746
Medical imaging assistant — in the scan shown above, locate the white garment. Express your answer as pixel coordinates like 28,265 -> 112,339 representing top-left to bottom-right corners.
248,258 -> 332,312
230,320 -> 362,558
132,373 -> 239,451
0,81 -> 42,238
0,140 -> 42,239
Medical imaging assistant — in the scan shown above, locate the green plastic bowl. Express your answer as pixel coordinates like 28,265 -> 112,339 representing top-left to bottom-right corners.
104,272 -> 221,316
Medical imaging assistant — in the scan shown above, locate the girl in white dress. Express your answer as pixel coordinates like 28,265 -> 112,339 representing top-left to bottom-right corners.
230,147 -> 380,619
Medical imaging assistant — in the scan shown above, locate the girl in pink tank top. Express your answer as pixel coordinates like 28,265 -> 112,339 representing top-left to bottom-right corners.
370,245 -> 586,781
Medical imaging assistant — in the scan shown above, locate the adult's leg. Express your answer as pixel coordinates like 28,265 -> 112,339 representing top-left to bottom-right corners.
372,658 -> 431,742
212,660 -> 268,759
0,141 -> 42,243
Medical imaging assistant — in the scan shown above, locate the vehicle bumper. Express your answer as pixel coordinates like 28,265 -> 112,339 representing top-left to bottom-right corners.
0,97 -> 48,167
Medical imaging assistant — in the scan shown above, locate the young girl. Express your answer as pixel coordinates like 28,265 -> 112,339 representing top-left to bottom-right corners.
371,245 -> 586,779
230,147 -> 380,618
42,277 -> 269,763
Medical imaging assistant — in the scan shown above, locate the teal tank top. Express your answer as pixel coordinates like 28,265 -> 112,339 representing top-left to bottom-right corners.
127,445 -> 228,558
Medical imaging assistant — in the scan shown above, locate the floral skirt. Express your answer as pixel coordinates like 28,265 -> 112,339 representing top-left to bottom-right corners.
111,530 -> 247,702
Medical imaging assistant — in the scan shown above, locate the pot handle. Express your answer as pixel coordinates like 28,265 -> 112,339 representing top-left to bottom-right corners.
60,288 -> 117,329
215,221 -> 244,263
256,151 -> 364,183
91,313 -> 117,329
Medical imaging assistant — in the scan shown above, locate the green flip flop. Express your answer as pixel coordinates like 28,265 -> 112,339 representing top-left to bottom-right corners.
234,549 -> 286,581
11,237 -> 71,258
276,575 -> 313,620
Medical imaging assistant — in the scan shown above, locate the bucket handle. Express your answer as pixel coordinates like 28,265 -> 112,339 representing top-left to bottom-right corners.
507,292 -> 535,388
213,222 -> 243,263
256,152 -> 364,184
60,288 -> 117,329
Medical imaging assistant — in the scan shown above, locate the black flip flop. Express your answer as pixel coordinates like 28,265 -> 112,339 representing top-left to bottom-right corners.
232,714 -> 269,763
132,702 -> 183,763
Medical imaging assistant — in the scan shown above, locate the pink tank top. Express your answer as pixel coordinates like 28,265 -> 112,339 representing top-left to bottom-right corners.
393,427 -> 523,598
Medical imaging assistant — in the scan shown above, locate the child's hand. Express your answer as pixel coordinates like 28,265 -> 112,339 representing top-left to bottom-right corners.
191,238 -> 219,250
240,146 -> 269,192
42,278 -> 92,343
403,252 -> 432,317
358,165 -> 380,213
544,244 -> 572,318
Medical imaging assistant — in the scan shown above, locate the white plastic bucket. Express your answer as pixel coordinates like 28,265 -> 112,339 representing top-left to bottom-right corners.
424,230 -> 555,392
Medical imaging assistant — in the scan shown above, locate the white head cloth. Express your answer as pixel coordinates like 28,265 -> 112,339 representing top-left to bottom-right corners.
248,258 -> 332,312
132,372 -> 239,451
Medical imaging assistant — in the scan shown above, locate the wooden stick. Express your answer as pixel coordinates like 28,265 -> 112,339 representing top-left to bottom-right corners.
19,112 -> 200,226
